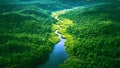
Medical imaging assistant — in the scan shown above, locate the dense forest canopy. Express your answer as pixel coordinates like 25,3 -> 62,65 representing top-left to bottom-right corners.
59,2 -> 120,68
0,0 -> 120,68
0,0 -> 58,67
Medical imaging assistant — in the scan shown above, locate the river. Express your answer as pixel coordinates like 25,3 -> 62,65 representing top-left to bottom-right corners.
37,15 -> 68,68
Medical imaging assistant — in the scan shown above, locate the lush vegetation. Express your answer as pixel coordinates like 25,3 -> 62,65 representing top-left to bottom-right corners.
0,0 -> 72,12
60,3 -> 120,68
1,0 -> 114,13
0,5 -> 58,67
1,0 -> 120,68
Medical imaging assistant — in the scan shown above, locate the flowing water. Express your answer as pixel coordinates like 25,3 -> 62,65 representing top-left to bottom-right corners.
37,16 -> 68,68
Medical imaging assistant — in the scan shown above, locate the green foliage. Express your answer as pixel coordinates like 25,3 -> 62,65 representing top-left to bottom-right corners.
0,1 -> 71,13
60,3 -> 120,68
0,6 -> 57,68
20,9 -> 50,18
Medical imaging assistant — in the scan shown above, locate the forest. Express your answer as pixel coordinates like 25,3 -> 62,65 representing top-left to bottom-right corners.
0,0 -> 120,68
0,2 -> 58,68
59,2 -> 120,68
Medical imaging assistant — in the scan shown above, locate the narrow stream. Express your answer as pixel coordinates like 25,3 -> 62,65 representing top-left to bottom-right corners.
37,16 -> 68,68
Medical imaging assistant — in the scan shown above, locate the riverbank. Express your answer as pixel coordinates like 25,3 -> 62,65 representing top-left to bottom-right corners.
36,10 -> 74,68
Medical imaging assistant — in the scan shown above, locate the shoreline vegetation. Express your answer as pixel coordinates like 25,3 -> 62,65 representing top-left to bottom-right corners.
0,6 -> 58,68
0,0 -> 120,68
59,2 -> 120,68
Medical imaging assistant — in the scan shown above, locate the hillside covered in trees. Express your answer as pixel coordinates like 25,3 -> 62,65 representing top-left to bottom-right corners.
0,0 -> 120,68
60,2 -> 120,68
0,2 -> 59,68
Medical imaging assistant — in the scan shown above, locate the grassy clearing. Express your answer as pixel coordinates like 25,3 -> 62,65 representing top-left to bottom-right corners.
52,17 -> 75,55
58,18 -> 73,37
52,17 -> 73,38
52,11 -> 74,40
51,10 -> 68,17
50,32 -> 60,44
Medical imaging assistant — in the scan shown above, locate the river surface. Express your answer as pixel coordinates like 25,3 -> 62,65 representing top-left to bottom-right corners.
37,16 -> 68,68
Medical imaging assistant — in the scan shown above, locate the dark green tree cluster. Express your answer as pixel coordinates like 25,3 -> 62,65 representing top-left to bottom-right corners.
0,6 -> 57,68
0,2 -> 70,13
2,0 -> 115,13
60,3 -> 120,68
